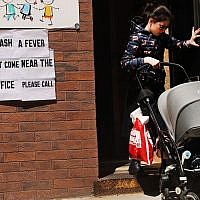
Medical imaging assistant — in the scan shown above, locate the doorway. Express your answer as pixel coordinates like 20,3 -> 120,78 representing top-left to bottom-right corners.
93,0 -> 196,178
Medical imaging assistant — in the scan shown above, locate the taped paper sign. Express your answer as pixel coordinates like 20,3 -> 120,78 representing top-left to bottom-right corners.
0,50 -> 55,79
0,29 -> 56,101
0,29 -> 49,59
0,79 -> 56,101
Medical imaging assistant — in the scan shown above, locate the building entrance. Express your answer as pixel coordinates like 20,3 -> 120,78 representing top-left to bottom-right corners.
93,0 -> 197,177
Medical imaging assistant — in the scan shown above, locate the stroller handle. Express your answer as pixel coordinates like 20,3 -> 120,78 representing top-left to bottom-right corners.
160,62 -> 191,82
136,61 -> 191,82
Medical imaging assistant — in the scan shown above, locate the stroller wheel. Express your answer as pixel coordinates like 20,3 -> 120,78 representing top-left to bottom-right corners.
186,192 -> 199,200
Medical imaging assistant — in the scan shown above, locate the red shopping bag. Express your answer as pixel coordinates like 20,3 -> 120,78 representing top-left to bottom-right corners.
129,117 -> 153,165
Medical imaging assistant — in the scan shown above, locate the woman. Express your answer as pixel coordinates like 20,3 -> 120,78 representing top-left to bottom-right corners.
121,3 -> 200,174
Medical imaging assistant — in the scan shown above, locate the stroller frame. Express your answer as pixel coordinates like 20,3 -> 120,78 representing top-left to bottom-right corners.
136,62 -> 200,200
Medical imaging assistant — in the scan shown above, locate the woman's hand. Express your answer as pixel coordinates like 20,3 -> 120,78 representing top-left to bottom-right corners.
186,27 -> 200,47
144,57 -> 160,68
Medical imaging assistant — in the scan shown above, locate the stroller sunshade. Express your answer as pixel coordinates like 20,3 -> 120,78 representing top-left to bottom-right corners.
158,81 -> 200,143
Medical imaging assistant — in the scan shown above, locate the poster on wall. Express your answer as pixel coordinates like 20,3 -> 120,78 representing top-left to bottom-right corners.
0,29 -> 56,101
0,0 -> 80,29
0,29 -> 49,58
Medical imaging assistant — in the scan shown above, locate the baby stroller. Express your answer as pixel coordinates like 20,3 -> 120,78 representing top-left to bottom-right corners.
136,62 -> 200,200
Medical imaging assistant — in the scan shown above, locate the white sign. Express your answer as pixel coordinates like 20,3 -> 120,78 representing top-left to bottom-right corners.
0,29 -> 56,101
0,79 -> 56,101
0,29 -> 49,59
0,0 -> 80,29
0,80 -> 20,100
0,50 -> 55,79
21,79 -> 56,101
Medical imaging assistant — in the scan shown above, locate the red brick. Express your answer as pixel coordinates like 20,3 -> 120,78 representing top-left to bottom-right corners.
5,191 -> 36,200
80,101 -> 96,110
0,123 -> 18,133
69,187 -> 93,197
6,171 -> 36,182
82,139 -> 98,149
0,163 -> 20,173
36,150 -> 68,160
36,189 -> 69,200
78,21 -> 93,32
19,103 -> 49,112
0,154 -> 4,163
20,161 -> 51,171
81,120 -> 97,130
63,32 -> 78,41
77,32 -> 93,42
68,149 -> 97,159
65,71 -> 94,81
66,111 -> 96,120
56,72 -> 65,82
20,122 -> 50,132
52,140 -> 81,150
0,143 -> 18,152
1,113 -> 34,122
56,91 -> 65,101
50,42 -> 77,52
66,91 -> 95,101
51,121 -> 82,131
56,81 -> 80,91
80,2 -> 92,13
18,142 -> 52,152
83,158 -> 98,168
48,32 -> 63,41
35,112 -> 66,121
56,62 -> 79,72
52,159 -> 83,170
54,51 -> 64,61
67,130 -> 97,140
50,101 -> 80,111
0,182 -> 21,192
1,132 -> 35,143
80,0 -> 91,2
69,168 -> 98,178
78,41 -> 93,51
0,105 -> 16,112
80,12 -> 93,21
80,81 -> 95,91
54,177 -> 95,188
5,152 -> 35,162
35,131 -> 68,141
79,61 -> 94,71
63,52 -> 93,61
37,169 -> 69,180
22,180 -> 52,191
0,173 -> 7,183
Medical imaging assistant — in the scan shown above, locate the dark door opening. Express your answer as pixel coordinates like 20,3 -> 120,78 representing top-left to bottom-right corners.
93,0 -> 198,178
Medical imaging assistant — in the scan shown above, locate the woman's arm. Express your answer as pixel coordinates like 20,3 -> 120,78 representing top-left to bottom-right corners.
164,27 -> 200,49
121,34 -> 144,72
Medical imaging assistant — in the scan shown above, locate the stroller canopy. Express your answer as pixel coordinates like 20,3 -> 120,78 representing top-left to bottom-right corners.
158,81 -> 200,143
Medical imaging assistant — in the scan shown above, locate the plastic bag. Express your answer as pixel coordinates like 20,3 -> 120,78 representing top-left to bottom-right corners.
129,108 -> 153,165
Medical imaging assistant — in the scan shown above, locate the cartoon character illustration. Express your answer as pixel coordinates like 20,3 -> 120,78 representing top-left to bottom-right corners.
0,0 -> 19,21
39,0 -> 59,25
18,0 -> 38,21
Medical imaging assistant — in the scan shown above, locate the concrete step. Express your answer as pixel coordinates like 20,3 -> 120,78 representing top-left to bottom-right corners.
94,155 -> 161,196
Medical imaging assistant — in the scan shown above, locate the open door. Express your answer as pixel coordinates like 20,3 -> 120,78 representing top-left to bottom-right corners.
93,0 -> 196,178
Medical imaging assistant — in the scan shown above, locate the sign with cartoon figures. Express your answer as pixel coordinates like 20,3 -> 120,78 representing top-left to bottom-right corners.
0,0 -> 79,29
0,29 -> 56,101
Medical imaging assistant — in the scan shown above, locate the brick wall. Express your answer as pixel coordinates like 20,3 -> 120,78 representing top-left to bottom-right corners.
0,0 -> 98,199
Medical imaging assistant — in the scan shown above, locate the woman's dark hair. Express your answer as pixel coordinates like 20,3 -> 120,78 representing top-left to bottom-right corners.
142,3 -> 173,23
